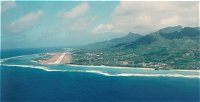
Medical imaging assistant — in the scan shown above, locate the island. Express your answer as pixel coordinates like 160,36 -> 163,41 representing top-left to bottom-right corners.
34,26 -> 199,71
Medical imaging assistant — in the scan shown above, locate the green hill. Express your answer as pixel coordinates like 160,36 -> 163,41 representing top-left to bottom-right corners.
72,26 -> 200,70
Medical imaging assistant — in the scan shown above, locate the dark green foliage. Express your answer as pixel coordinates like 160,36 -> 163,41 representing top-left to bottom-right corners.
124,35 -> 157,49
160,31 -> 182,39
160,27 -> 200,40
72,26 -> 200,70
181,27 -> 199,37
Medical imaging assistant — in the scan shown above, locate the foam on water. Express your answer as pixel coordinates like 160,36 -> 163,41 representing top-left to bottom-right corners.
82,70 -> 200,78
1,64 -> 49,71
1,64 -> 199,78
0,54 -> 36,63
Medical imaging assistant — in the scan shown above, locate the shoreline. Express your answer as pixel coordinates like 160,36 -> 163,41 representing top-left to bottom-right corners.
1,53 -> 199,73
67,64 -> 200,72
67,64 -> 153,70
1,64 -> 199,78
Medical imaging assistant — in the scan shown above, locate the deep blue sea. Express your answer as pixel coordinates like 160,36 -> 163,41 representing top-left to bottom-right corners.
1,48 -> 200,102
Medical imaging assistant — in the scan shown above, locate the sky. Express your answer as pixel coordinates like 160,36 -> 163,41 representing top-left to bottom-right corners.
1,1 -> 199,49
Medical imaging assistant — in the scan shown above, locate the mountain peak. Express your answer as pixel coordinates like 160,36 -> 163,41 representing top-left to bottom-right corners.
83,32 -> 142,50
128,32 -> 134,35
126,32 -> 141,37
159,25 -> 183,33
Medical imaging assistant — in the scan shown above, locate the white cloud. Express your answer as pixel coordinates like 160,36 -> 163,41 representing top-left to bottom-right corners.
8,10 -> 43,34
92,1 -> 199,34
160,15 -> 180,25
1,1 -> 16,13
58,2 -> 93,32
92,24 -> 114,34
70,17 -> 96,31
59,2 -> 89,19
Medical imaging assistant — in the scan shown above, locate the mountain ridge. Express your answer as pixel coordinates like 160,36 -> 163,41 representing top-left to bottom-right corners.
72,26 -> 200,70
82,32 -> 142,50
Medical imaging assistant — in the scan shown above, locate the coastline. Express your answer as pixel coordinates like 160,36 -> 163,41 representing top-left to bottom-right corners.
67,64 -> 200,72
1,53 -> 199,73
1,63 -> 199,78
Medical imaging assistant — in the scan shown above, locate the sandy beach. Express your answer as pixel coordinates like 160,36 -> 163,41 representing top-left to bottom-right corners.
67,64 -> 155,70
67,64 -> 200,72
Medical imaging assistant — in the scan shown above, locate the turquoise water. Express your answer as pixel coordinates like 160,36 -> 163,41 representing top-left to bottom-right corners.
1,49 -> 200,101
1,54 -> 199,78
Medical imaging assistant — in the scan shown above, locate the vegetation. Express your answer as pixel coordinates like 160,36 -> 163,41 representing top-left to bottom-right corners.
71,26 -> 200,70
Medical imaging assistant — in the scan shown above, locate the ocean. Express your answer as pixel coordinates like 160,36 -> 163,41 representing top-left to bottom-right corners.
1,48 -> 199,102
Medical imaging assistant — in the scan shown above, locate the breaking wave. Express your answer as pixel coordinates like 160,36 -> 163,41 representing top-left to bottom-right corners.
83,70 -> 200,78
1,64 -> 199,78
0,54 -> 35,63
1,64 -> 49,71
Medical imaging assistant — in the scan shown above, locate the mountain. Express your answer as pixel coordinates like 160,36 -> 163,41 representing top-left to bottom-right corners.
118,26 -> 198,49
72,26 -> 200,70
113,26 -> 199,69
120,26 -> 198,50
159,25 -> 183,33
83,32 -> 142,50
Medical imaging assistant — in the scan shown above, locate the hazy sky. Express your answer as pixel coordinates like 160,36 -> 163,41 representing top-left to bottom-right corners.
1,1 -> 199,49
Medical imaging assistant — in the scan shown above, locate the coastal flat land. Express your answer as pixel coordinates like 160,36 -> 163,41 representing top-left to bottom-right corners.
39,52 -> 71,65
60,52 -> 71,64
